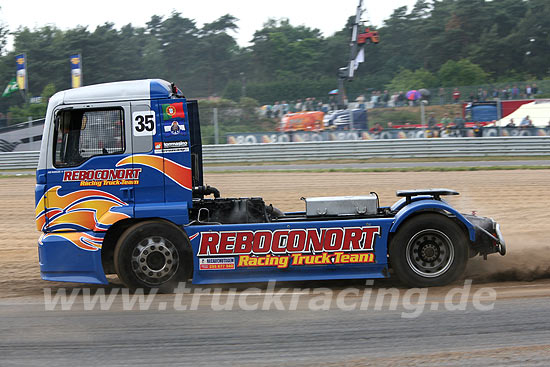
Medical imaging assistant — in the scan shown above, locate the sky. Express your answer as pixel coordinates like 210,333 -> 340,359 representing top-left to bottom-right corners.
1,0 -> 417,47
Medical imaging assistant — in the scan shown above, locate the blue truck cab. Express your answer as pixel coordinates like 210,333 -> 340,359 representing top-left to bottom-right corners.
35,79 -> 505,290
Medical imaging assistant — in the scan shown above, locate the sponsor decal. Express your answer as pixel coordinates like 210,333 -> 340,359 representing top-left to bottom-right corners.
196,227 -> 379,270
162,103 -> 185,120
199,257 -> 235,270
164,120 -> 186,136
62,168 -> 141,187
160,140 -> 189,153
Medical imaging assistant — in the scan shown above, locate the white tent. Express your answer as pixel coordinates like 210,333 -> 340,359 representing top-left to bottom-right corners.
496,100 -> 550,127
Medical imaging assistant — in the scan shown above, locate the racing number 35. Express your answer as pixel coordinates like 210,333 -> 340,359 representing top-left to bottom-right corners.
132,111 -> 156,136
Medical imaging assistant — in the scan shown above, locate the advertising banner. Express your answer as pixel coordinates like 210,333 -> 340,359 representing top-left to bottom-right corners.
227,127 -> 550,144
15,54 -> 27,91
70,54 -> 82,88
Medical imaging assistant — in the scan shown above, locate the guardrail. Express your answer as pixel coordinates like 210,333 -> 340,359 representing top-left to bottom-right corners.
0,151 -> 41,169
203,137 -> 550,163
1,137 -> 550,170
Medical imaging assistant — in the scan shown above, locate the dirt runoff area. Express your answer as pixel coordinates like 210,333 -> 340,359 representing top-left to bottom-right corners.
1,169 -> 550,298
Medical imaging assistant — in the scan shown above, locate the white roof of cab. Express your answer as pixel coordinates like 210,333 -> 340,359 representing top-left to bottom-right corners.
54,79 -> 173,105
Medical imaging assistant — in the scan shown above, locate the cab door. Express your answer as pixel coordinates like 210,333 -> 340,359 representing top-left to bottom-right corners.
129,101 -> 165,211
156,98 -> 193,224
42,103 -> 134,233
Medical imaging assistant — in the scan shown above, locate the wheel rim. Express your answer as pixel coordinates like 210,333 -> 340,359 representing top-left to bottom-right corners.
405,229 -> 454,278
131,236 -> 179,286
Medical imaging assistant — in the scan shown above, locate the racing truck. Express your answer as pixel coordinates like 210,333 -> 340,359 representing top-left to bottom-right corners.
35,79 -> 505,291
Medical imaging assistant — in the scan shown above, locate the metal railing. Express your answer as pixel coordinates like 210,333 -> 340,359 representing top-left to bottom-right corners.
1,137 -> 550,170
203,137 -> 550,163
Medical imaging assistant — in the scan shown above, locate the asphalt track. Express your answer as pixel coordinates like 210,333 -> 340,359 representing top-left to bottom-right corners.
2,280 -> 550,366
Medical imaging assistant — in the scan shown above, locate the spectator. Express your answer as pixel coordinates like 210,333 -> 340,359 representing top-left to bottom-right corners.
329,96 -> 337,111
382,90 -> 390,107
356,94 -> 366,110
533,83 -> 539,96
426,113 -> 438,138
397,91 -> 406,107
520,115 -> 533,128
370,92 -> 379,108
472,121 -> 482,137
440,113 -> 452,129
427,113 -> 437,129
526,85 -> 532,98
506,118 -> 516,128
492,88 -> 499,99
294,99 -> 302,112
438,88 -> 445,105
453,112 -> 465,137
477,88 -> 485,102
388,92 -> 398,107
506,85 -> 512,99
503,87 -> 510,100
512,85 -> 519,99
265,104 -> 273,118
272,101 -> 281,118
281,101 -> 289,115
453,112 -> 465,128
369,123 -> 383,135
387,122 -> 394,129
452,88 -> 461,104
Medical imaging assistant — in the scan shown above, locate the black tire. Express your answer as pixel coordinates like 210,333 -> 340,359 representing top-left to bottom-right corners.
389,213 -> 469,287
114,220 -> 192,292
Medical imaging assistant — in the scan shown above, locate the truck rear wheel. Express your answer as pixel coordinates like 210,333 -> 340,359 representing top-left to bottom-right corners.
389,214 -> 468,287
114,221 -> 192,292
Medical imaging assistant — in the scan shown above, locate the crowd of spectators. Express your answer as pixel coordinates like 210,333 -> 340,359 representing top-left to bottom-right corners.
361,84 -> 542,109
265,97 -> 336,118
265,84 -> 543,118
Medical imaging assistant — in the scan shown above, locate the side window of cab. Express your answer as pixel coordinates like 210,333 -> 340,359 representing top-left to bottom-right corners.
53,108 -> 125,167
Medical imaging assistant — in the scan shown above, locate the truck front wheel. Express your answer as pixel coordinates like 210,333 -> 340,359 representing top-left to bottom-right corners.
389,214 -> 469,287
114,221 -> 192,292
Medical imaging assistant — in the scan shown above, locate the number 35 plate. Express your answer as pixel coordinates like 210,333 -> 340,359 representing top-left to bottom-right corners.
133,111 -> 156,136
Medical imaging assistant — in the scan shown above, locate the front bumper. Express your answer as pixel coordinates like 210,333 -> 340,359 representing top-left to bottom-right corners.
38,231 -> 109,284
463,214 -> 506,256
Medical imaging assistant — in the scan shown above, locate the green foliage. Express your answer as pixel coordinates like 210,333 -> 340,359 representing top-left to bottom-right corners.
386,68 -> 438,91
438,59 -> 488,87
8,102 -> 46,123
7,83 -> 55,123
2,0 -> 550,117
41,83 -> 56,100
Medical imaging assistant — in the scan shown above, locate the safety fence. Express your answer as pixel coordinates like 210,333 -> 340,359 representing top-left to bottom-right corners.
1,137 -> 550,170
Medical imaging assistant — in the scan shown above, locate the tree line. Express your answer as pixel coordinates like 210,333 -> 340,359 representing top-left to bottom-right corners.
1,0 -> 549,122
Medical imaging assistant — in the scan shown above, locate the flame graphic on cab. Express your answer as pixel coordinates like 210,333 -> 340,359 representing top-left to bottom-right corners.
116,155 -> 191,190
35,186 -> 130,232
39,232 -> 104,252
